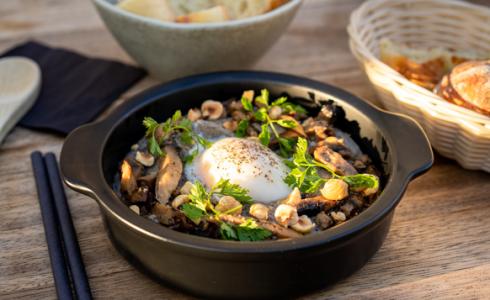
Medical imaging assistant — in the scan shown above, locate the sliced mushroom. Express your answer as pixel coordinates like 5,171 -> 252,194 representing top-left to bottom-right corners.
274,204 -> 299,227
155,146 -> 183,204
135,151 -> 155,167
281,130 -> 301,139
187,108 -> 202,121
152,203 -> 177,225
249,203 -> 269,220
218,214 -> 301,239
121,160 -> 137,195
215,196 -> 242,215
291,215 -> 315,233
201,100 -> 224,120
284,187 -> 301,206
258,221 -> 303,239
302,117 -> 329,136
320,179 -> 349,201
279,115 -> 306,137
296,196 -> 337,216
313,145 -> 358,176
171,194 -> 190,209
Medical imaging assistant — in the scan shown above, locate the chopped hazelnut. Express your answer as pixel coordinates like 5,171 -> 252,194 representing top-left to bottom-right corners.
249,203 -> 270,220
274,204 -> 299,227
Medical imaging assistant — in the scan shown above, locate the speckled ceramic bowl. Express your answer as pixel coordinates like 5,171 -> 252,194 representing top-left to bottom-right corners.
92,0 -> 302,81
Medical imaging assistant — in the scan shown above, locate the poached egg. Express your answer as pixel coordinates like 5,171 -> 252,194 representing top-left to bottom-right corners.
185,137 -> 292,203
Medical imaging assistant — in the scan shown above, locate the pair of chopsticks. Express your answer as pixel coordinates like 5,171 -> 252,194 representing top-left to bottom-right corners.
31,152 -> 93,300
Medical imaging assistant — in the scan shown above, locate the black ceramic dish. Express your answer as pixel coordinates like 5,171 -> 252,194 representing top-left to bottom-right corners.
60,71 -> 433,299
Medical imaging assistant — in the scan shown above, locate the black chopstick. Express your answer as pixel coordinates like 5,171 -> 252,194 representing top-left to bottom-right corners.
44,153 -> 93,300
31,151 -> 93,300
31,151 -> 73,300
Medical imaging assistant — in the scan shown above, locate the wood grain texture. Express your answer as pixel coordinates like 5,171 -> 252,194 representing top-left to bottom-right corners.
0,0 -> 489,299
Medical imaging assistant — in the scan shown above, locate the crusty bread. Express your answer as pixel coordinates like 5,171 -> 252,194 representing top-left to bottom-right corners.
176,5 -> 229,23
379,38 -> 484,90
118,0 -> 175,22
436,60 -> 490,116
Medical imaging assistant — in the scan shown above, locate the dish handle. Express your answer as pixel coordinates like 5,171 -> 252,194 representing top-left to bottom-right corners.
60,122 -> 104,199
384,112 -> 434,180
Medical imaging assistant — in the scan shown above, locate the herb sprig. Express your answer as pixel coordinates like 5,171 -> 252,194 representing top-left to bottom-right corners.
180,179 -> 271,241
284,138 -> 379,193
143,111 -> 211,160
240,89 -> 304,156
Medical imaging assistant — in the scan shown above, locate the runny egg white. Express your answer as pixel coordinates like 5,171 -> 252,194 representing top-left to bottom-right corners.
185,137 -> 292,204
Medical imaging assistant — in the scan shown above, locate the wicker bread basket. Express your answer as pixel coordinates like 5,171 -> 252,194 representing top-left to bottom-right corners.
348,0 -> 490,172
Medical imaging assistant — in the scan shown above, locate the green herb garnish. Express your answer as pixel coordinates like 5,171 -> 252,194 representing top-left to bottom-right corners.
235,119 -> 249,137
235,89 -> 305,156
284,138 -> 380,193
181,179 -> 253,223
143,111 -> 211,159
213,179 -> 253,204
180,180 -> 271,241
221,218 -> 272,241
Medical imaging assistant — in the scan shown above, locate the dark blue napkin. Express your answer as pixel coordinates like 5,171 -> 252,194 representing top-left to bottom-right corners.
1,41 -> 146,135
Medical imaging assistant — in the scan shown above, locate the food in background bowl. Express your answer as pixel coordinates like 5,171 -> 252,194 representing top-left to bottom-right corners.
117,0 -> 289,23
435,60 -> 490,117
92,0 -> 301,81
116,89 -> 381,241
380,39 -> 490,116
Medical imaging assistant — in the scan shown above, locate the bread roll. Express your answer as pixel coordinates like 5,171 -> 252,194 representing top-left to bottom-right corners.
435,60 -> 490,116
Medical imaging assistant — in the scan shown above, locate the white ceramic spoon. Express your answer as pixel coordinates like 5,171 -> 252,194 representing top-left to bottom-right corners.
0,57 -> 41,144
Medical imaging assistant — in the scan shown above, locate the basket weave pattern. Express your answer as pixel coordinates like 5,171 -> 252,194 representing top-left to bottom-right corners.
348,0 -> 490,172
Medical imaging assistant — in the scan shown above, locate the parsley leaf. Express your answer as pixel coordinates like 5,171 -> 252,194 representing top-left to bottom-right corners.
241,96 -> 254,112
236,219 -> 272,241
343,174 -> 379,191
181,203 -> 206,225
271,96 -> 288,106
235,119 -> 249,137
255,89 -> 270,107
142,111 -> 211,160
212,179 -> 253,204
219,219 -> 272,241
258,123 -> 271,146
219,222 -> 238,240
284,137 -> 380,194
143,117 -> 163,157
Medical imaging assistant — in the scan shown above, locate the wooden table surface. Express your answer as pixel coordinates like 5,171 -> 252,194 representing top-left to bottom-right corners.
1,0 -> 489,299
